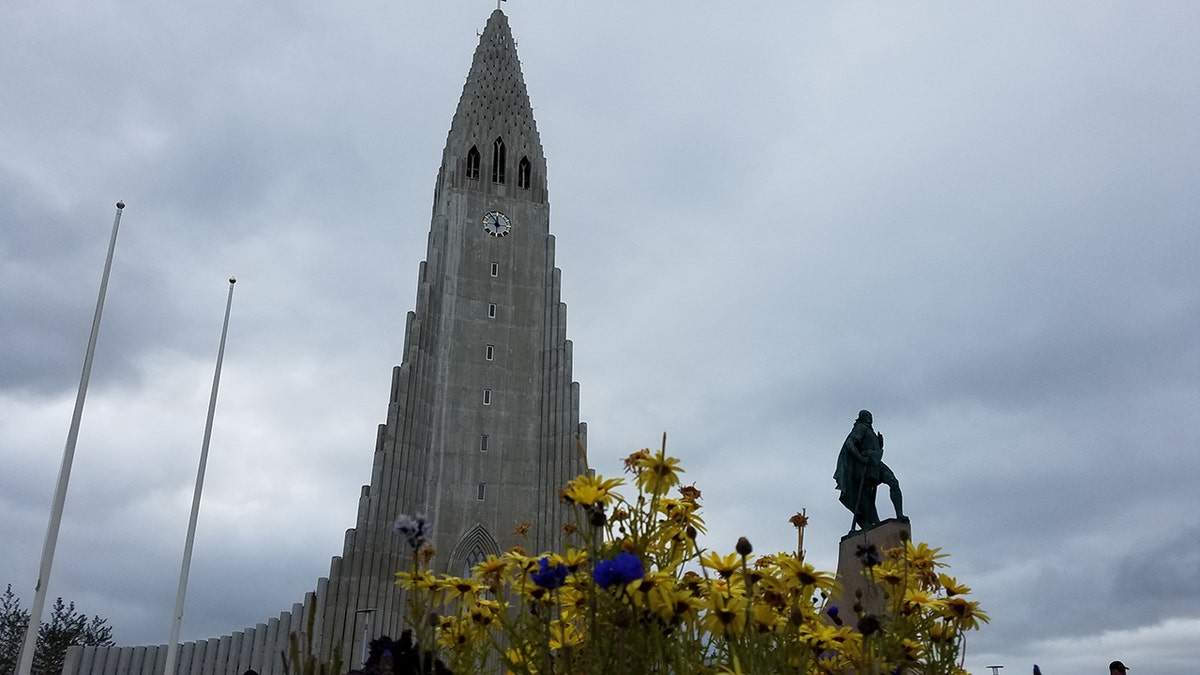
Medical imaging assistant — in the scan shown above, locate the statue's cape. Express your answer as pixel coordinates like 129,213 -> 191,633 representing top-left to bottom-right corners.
834,422 -> 877,499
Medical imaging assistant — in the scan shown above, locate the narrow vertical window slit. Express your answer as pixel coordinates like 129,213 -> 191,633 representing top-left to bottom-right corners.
518,157 -> 531,189
492,137 -> 506,184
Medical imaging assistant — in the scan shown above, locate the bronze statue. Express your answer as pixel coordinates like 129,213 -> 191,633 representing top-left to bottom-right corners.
834,410 -> 907,531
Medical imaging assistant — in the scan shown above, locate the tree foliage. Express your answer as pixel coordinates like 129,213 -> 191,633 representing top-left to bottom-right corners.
0,586 -> 29,675
0,585 -> 115,675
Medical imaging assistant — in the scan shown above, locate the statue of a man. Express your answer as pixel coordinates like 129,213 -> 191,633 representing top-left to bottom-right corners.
834,410 -> 906,531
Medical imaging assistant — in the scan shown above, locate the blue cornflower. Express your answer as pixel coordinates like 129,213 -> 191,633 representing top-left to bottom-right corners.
394,513 -> 430,550
826,605 -> 843,626
593,552 -> 645,589
531,557 -> 568,590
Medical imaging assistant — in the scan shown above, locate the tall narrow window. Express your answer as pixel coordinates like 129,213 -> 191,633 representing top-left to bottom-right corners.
491,137 -> 506,184
490,262 -> 498,277
480,434 -> 489,452
466,146 -> 481,180
488,304 -> 497,318
463,547 -> 485,578
476,483 -> 486,501
485,344 -> 494,361
518,157 -> 531,189
483,389 -> 492,405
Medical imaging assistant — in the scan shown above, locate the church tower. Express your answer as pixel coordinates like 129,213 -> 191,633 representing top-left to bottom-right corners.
312,6 -> 588,662
61,11 -> 586,675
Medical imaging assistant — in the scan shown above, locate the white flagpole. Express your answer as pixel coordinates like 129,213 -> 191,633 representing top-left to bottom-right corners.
164,277 -> 237,675
17,202 -> 126,675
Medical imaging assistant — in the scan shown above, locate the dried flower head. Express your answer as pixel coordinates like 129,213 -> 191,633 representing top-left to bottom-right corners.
417,546 -> 436,565
678,483 -> 702,502
623,448 -> 651,474
789,511 -> 809,529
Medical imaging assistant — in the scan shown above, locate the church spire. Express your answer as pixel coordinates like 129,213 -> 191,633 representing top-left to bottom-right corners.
442,9 -> 547,201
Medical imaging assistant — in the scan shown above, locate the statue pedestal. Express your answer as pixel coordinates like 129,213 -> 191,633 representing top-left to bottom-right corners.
833,519 -> 911,623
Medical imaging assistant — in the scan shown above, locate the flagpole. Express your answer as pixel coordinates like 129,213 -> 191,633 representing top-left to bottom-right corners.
164,277 -> 237,675
17,202 -> 126,675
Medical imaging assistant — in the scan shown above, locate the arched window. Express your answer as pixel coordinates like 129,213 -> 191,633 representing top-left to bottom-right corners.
491,137 -> 506,184
449,525 -> 501,580
463,547 -> 487,578
466,146 -> 481,180
517,156 -> 531,189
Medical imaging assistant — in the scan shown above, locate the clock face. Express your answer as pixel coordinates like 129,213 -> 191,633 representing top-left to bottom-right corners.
482,211 -> 512,237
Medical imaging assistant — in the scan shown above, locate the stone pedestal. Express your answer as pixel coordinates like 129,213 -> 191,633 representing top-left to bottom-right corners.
833,519 -> 911,623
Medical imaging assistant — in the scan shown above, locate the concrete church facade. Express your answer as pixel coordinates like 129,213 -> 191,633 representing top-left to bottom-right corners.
63,10 -> 587,675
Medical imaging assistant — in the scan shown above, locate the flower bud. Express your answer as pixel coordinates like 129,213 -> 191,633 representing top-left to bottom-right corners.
589,507 -> 607,527
736,537 -> 753,557
858,614 -> 881,636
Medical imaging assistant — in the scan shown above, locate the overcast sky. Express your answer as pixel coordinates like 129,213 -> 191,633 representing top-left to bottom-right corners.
2,3 -> 1198,674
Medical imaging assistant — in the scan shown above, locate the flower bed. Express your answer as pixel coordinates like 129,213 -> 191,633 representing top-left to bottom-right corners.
392,437 -> 987,674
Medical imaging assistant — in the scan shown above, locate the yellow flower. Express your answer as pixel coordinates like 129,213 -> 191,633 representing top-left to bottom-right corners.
468,599 -> 500,626
773,556 -> 838,594
941,596 -> 990,630
902,587 -> 946,613
557,585 -> 590,621
702,551 -> 743,579
548,619 -> 583,651
874,560 -> 907,589
907,542 -> 949,565
504,647 -> 535,675
928,620 -> 959,643
636,450 -> 683,494
938,573 -> 972,596
702,592 -> 748,636
439,575 -> 486,603
900,637 -> 925,661
472,554 -> 507,589
561,473 -> 624,507
907,541 -> 950,567
657,497 -> 707,533
435,617 -> 473,650
750,603 -> 782,632
395,569 -> 436,590
799,622 -> 854,652
645,584 -> 704,626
